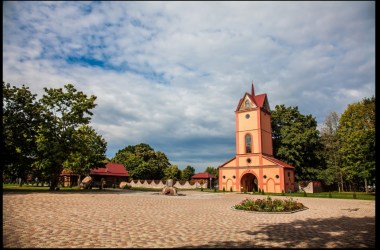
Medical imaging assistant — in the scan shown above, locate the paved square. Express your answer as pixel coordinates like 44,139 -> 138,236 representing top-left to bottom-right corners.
3,190 -> 375,248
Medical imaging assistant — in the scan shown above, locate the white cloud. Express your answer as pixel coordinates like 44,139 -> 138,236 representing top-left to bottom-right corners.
3,1 -> 375,171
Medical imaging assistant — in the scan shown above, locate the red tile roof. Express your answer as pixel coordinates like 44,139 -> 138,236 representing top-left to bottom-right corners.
191,172 -> 216,179
263,155 -> 295,169
90,163 -> 129,177
235,84 -> 268,111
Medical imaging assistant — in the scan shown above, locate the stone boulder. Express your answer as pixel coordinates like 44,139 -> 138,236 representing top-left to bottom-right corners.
119,181 -> 131,189
80,176 -> 92,189
160,186 -> 178,196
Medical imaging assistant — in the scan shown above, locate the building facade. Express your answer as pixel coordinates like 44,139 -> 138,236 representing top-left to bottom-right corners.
218,83 -> 295,193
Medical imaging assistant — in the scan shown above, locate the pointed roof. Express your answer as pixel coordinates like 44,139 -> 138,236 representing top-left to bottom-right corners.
235,83 -> 269,111
90,163 -> 129,176
191,172 -> 216,179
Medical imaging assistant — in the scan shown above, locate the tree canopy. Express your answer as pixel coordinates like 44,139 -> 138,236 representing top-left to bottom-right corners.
181,165 -> 195,181
337,96 -> 375,191
271,105 -> 324,181
111,143 -> 170,180
3,82 -> 107,189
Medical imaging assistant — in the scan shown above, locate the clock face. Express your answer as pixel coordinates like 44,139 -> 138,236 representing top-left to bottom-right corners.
245,114 -> 250,119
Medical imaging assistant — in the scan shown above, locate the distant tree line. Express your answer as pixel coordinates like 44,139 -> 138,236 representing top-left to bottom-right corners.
3,82 -> 374,192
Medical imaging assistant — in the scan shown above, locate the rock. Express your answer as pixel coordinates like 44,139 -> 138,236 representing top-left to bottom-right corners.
160,186 -> 178,196
80,176 -> 92,189
119,182 -> 131,189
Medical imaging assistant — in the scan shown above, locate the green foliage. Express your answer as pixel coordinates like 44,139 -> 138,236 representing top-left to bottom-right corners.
353,192 -> 357,199
337,96 -> 375,191
164,165 -> 181,180
234,196 -> 305,212
34,84 -> 105,190
3,82 -> 42,185
3,83 -> 106,190
303,191 -> 307,197
271,104 -> 324,181
111,143 -> 170,180
181,165 -> 195,181
329,192 -> 332,198
204,166 -> 218,179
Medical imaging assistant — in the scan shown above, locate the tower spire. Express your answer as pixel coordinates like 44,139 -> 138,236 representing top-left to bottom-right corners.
251,81 -> 255,97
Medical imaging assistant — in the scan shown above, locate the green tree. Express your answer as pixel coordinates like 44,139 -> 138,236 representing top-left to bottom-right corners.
112,143 -> 170,180
164,165 -> 181,180
271,105 -> 324,181
3,82 -> 42,185
337,96 -> 375,192
181,165 -> 195,181
320,112 -> 344,191
63,125 -> 107,183
35,84 -> 104,190
205,166 -> 218,179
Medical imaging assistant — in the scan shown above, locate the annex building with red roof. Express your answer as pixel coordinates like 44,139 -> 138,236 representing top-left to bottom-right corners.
218,83 -> 295,193
61,163 -> 129,188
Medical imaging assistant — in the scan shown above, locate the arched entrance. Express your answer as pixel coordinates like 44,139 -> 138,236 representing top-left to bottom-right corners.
240,173 -> 258,192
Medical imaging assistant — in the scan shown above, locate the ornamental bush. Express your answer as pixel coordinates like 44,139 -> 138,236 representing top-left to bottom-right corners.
233,196 -> 305,212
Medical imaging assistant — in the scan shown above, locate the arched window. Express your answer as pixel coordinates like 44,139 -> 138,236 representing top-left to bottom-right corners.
245,134 -> 252,153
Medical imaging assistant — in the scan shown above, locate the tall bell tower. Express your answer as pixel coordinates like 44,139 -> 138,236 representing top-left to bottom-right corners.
235,82 -> 273,157
218,82 -> 295,193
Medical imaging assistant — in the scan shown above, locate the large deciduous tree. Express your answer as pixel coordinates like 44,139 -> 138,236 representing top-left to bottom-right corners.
320,112 -> 344,191
35,84 -> 105,190
271,105 -> 324,181
337,96 -> 375,192
3,82 -> 42,185
181,165 -> 195,181
112,143 -> 170,180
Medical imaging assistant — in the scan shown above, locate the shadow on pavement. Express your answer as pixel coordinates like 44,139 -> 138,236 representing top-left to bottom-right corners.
179,216 -> 375,248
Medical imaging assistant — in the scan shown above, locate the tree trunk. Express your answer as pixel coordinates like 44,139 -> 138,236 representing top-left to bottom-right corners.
49,173 -> 60,191
364,178 -> 368,193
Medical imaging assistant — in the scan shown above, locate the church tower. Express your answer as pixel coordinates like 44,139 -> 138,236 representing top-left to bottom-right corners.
218,82 -> 295,193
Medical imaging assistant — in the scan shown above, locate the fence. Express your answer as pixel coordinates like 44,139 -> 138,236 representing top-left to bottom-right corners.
127,179 -> 208,189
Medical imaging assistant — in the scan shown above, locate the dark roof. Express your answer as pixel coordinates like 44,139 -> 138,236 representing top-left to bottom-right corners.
191,172 -> 216,179
90,163 -> 129,177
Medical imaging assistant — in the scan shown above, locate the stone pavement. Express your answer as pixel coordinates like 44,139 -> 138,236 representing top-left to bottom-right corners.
3,190 -> 376,248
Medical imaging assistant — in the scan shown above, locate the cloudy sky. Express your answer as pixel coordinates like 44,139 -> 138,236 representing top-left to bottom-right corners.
3,1 -> 375,172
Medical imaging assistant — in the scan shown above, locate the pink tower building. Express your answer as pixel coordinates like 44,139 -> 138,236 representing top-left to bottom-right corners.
218,83 -> 295,193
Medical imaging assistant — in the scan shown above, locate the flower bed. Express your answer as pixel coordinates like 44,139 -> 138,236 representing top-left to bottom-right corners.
233,196 -> 306,212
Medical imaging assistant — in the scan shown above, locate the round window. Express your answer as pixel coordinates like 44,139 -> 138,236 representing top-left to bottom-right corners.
276,175 -> 280,179
247,158 -> 251,163
245,114 -> 250,119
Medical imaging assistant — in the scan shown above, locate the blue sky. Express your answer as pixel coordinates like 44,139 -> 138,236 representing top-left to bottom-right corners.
3,1 -> 375,173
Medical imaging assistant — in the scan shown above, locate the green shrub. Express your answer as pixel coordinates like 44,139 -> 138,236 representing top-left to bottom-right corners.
329,192 -> 332,198
234,196 -> 305,212
353,192 -> 357,199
